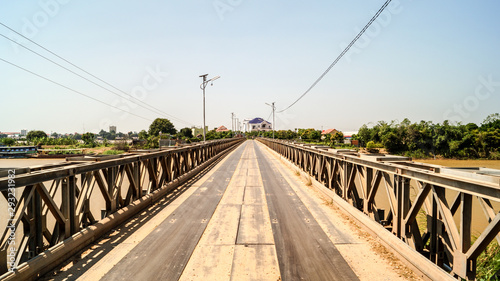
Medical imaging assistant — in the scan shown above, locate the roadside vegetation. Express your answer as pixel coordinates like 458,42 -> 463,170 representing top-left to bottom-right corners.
2,113 -> 498,159
357,113 -> 500,159
477,241 -> 500,280
245,128 -> 357,150
0,118 -> 240,156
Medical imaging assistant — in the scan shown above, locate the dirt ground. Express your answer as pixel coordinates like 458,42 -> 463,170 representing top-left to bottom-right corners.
415,158 -> 500,169
40,145 -> 117,155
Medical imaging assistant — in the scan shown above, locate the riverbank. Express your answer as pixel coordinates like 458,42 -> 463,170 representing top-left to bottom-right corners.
414,159 -> 500,170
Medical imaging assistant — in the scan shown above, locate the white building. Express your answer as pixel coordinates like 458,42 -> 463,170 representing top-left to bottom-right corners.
243,117 -> 272,132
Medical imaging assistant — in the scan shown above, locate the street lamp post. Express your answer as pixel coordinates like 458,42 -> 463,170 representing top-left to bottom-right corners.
199,74 -> 220,142
231,112 -> 235,137
265,102 -> 276,139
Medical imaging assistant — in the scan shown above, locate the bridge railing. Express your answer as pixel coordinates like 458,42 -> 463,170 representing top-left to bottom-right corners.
258,138 -> 500,280
0,138 -> 243,277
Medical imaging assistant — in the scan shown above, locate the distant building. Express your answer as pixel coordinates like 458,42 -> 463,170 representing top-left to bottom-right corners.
109,125 -> 117,133
1,132 -> 21,139
321,128 -> 338,135
321,128 -> 339,140
191,126 -> 208,138
216,125 -> 229,132
21,129 -> 27,137
343,131 -> 358,140
342,131 -> 359,147
244,117 -> 272,132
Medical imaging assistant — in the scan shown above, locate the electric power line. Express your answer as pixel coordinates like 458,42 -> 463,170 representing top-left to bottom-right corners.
0,22 -> 194,126
0,57 -> 153,122
267,110 -> 273,122
278,0 -> 393,113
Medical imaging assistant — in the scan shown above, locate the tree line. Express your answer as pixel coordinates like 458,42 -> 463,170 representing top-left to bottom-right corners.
3,114 -> 499,159
0,118 -> 236,149
356,113 -> 500,159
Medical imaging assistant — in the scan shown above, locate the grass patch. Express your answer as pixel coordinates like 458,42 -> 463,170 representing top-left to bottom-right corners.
102,150 -> 124,155
489,151 -> 500,160
305,176 -> 312,186
477,241 -> 500,280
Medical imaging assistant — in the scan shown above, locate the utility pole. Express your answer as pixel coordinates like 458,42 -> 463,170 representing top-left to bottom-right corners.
265,102 -> 276,139
199,74 -> 220,143
200,74 -> 208,142
231,112 -> 235,137
236,118 -> 239,135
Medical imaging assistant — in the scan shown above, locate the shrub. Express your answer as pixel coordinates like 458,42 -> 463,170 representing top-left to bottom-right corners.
366,141 -> 382,153
404,149 -> 429,159
102,150 -> 124,155
113,141 -> 129,152
489,150 -> 500,160
1,138 -> 16,146
477,241 -> 500,280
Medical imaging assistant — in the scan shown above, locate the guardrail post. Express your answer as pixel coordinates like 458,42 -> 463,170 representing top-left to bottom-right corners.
134,161 -> 141,200
453,193 -> 473,280
61,176 -> 77,236
396,176 -> 410,239
342,162 -> 350,200
28,189 -> 43,256
363,167 -> 373,214
106,167 -> 117,213
429,191 -> 445,267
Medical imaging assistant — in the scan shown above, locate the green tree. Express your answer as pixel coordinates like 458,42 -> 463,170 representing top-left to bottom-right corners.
148,118 -> 176,136
481,113 -> 500,130
27,130 -> 47,140
275,130 -> 296,140
382,131 -> 405,153
357,125 -> 372,146
146,135 -> 159,148
179,127 -> 193,138
1,138 -> 15,146
82,132 -> 96,147
138,130 -> 149,140
308,129 -> 321,140
332,131 -> 344,143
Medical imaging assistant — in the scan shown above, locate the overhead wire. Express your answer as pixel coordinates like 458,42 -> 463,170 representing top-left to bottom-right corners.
278,0 -> 393,113
0,57 -> 153,122
266,110 -> 273,122
0,22 -> 194,126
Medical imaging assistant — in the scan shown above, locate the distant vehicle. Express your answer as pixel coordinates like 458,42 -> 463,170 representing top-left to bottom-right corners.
0,146 -> 37,158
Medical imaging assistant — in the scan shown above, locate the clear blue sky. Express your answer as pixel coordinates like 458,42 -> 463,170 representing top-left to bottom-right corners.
1,1 -> 499,134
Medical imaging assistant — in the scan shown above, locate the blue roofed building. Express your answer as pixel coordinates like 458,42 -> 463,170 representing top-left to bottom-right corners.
243,117 -> 272,132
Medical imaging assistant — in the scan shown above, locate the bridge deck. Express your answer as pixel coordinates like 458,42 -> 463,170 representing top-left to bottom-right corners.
43,140 -> 414,281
